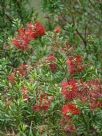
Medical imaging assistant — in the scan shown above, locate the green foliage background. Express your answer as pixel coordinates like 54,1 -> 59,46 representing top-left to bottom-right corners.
0,0 -> 102,135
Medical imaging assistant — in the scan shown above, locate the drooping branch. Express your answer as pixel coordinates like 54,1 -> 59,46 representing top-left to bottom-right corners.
76,28 -> 87,48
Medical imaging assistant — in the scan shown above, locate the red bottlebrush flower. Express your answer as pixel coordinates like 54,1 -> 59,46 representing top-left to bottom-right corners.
12,37 -> 29,51
49,63 -> 57,73
25,29 -> 36,41
8,73 -> 16,84
18,28 -> 26,36
47,54 -> 57,62
40,93 -> 54,102
62,80 -> 78,100
32,105 -> 42,112
33,93 -> 54,112
90,91 -> 102,100
67,56 -> 84,75
77,81 -> 89,103
12,27 -> 31,51
33,104 -> 50,112
26,23 -> 35,31
60,115 -> 76,134
62,104 -> 80,116
41,105 -> 50,111
54,26 -> 62,33
87,80 -> 102,92
27,22 -> 45,38
16,64 -> 28,77
34,22 -> 46,38
87,80 -> 102,110
40,94 -> 53,111
90,101 -> 102,110
77,79 -> 102,109
26,23 -> 36,41
76,55 -> 83,63
12,22 -> 45,51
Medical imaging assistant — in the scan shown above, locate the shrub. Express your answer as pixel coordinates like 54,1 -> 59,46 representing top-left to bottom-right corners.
0,20 -> 102,136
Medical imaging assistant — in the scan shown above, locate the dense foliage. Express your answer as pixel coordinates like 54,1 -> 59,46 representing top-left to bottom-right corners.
0,0 -> 102,136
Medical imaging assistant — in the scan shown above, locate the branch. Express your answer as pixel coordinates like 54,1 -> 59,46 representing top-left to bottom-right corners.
76,28 -> 87,48
72,16 -> 87,48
